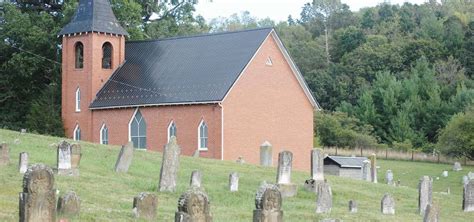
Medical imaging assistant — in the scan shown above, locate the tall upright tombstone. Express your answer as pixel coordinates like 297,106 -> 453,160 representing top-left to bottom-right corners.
133,192 -> 157,221
19,164 -> 56,222
418,176 -> 433,215
304,149 -> 324,192
381,193 -> 395,215
386,170 -> 394,185
114,142 -> 134,173
70,144 -> 82,175
260,141 -> 273,167
253,183 -> 283,222
361,160 -> 371,181
276,151 -> 297,197
316,181 -> 332,214
158,136 -> 181,192
229,172 -> 239,192
19,152 -> 29,174
175,187 -> 212,222
57,141 -> 73,175
0,143 -> 10,166
370,154 -> 377,183
463,180 -> 474,212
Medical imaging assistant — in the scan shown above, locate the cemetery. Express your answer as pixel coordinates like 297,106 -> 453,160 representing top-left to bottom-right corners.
0,129 -> 474,221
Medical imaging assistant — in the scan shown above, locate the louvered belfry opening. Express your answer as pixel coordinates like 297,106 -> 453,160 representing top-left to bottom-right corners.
75,42 -> 84,69
102,42 -> 113,69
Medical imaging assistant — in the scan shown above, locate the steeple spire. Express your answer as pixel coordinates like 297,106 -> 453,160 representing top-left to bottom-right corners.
59,0 -> 128,36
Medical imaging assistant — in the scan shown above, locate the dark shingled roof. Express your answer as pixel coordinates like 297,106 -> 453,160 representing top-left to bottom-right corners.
59,0 -> 128,36
90,28 -> 273,109
324,156 -> 369,168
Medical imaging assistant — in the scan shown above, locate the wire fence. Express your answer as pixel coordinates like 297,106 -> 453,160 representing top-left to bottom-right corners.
321,147 -> 474,166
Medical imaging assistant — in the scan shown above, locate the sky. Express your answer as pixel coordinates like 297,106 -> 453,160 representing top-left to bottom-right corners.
195,0 -> 428,22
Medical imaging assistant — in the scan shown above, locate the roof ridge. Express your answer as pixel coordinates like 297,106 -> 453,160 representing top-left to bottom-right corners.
126,27 -> 274,44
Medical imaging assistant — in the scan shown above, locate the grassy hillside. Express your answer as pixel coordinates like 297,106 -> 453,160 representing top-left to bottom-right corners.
0,129 -> 473,221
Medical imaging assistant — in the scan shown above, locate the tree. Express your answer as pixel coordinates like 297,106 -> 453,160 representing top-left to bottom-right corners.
330,26 -> 366,62
437,107 -> 474,159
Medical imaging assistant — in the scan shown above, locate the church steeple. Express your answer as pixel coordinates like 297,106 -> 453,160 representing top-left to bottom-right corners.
59,0 -> 128,36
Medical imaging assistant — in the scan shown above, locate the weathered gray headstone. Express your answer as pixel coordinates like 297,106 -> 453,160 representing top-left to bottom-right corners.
381,193 -> 395,215
316,181 -> 332,214
348,200 -> 357,213
463,180 -> 474,212
57,141 -> 72,175
276,151 -> 297,198
418,176 -> 433,215
19,164 -> 56,222
0,143 -> 10,166
304,149 -> 324,192
463,176 -> 469,185
57,191 -> 81,217
468,172 -> 474,180
114,142 -> 134,173
386,170 -> 394,185
190,170 -> 202,188
193,149 -> 200,158
442,171 -> 448,177
423,204 -> 439,222
236,156 -> 245,164
158,136 -> 181,192
453,162 -> 462,171
70,144 -> 81,168
253,183 -> 283,222
260,141 -> 273,167
369,154 -> 377,183
20,129 -> 27,134
229,172 -> 239,192
19,152 -> 28,174
133,192 -> 157,221
175,186 -> 212,222
361,160 -> 371,181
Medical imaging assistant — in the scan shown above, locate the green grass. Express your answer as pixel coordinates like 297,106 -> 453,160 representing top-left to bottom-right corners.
0,129 -> 473,221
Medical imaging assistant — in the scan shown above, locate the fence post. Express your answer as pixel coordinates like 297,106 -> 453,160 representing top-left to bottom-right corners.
385,148 -> 388,159
411,150 -> 414,161
437,153 -> 440,164
465,156 -> 467,165
335,147 -> 338,156
360,147 -> 363,156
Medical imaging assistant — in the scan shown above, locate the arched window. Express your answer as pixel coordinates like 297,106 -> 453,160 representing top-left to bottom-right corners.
198,120 -> 208,150
75,88 -> 81,112
129,109 -> 146,149
100,124 -> 109,145
75,42 -> 83,69
102,42 -> 112,69
168,121 -> 177,142
73,125 -> 81,141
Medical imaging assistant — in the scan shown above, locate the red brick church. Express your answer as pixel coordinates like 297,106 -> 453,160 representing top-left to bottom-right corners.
59,0 -> 319,170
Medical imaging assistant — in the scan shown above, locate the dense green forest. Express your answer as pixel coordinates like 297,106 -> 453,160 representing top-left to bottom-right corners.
0,0 -> 473,157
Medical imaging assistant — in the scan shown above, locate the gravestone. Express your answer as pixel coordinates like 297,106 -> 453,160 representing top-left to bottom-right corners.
453,162 -> 462,171
423,204 -> 439,222
114,142 -> 134,173
57,191 -> 81,217
260,141 -> 273,167
57,141 -> 72,175
193,149 -> 200,158
418,176 -> 433,215
320,219 -> 342,222
381,193 -> 395,215
175,187 -> 212,222
463,180 -> 474,212
19,152 -> 29,174
386,170 -> 394,185
361,160 -> 371,181
253,183 -> 283,222
348,200 -> 357,213
236,156 -> 245,164
158,136 -> 181,192
20,129 -> 27,134
70,144 -> 82,175
463,176 -> 469,185
133,192 -> 157,221
190,170 -> 202,188
304,149 -> 324,192
19,164 -> 56,222
229,172 -> 239,192
369,154 -> 377,183
316,181 -> 332,214
276,151 -> 297,198
0,143 -> 10,166
468,172 -> 474,180
442,171 -> 448,177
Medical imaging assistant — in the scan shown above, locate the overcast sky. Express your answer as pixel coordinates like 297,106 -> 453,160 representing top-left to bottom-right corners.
195,0 -> 428,22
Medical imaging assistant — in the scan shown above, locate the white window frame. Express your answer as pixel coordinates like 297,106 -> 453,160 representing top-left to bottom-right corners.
198,120 -> 208,151
100,123 -> 108,145
167,121 -> 177,142
128,108 -> 146,149
73,124 -> 81,141
266,56 -> 273,66
75,87 -> 81,112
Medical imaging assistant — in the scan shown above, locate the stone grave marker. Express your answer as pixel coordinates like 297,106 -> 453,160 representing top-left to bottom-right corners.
229,172 -> 239,192
70,144 -> 82,173
453,162 -> 462,171
190,170 -> 202,188
192,149 -> 200,158
19,164 -> 56,222
175,187 -> 212,222
253,183 -> 283,222
133,192 -> 157,221
463,180 -> 474,212
442,171 -> 448,177
319,219 -> 342,222
418,176 -> 433,215
19,152 -> 28,174
236,156 -> 245,164
57,141 -> 72,175
316,181 -> 332,214
114,142 -> 134,173
386,170 -> 394,185
381,193 -> 395,215
58,191 -> 81,217
304,149 -> 324,192
260,141 -> 273,167
276,151 -> 297,198
158,136 -> 181,192
370,154 -> 377,183
468,172 -> 474,180
361,160 -> 371,181
463,176 -> 469,185
20,129 -> 27,134
423,204 -> 439,222
348,200 -> 357,213
0,143 -> 10,166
